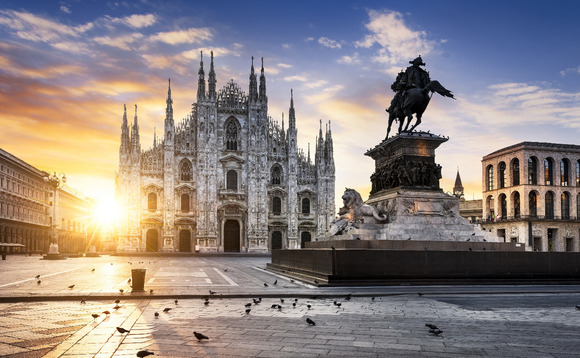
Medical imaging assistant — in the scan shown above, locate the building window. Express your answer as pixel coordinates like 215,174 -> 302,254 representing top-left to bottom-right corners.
225,121 -> 238,150
181,194 -> 189,212
528,157 -> 537,185
512,158 -> 520,186
180,160 -> 192,181
561,192 -> 570,220
561,159 -> 570,186
499,194 -> 507,219
576,160 -> 580,187
271,166 -> 282,185
529,191 -> 537,218
499,162 -> 506,189
148,192 -> 157,210
545,192 -> 554,219
544,158 -> 554,186
513,191 -> 520,218
272,196 -> 281,215
226,170 -> 237,191
486,165 -> 494,191
301,198 -> 310,214
577,193 -> 580,219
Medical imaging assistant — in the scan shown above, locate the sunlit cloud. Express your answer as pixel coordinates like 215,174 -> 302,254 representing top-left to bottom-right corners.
318,36 -> 341,49
337,52 -> 360,65
303,79 -> 328,89
0,10 -> 92,43
116,14 -> 157,28
283,74 -> 309,82
356,10 -> 438,74
94,33 -> 145,50
149,27 -> 212,45
60,6 -> 71,14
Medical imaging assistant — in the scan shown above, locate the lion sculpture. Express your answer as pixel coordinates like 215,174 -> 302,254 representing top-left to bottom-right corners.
328,188 -> 387,236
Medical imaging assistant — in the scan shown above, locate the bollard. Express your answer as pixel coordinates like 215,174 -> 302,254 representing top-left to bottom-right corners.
131,269 -> 146,291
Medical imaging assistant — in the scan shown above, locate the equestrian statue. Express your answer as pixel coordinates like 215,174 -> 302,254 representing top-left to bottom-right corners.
385,56 -> 454,139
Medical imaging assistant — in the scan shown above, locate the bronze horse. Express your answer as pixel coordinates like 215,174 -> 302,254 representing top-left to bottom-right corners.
385,80 -> 454,139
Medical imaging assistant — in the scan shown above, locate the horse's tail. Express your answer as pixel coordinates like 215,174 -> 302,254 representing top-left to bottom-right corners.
427,80 -> 455,99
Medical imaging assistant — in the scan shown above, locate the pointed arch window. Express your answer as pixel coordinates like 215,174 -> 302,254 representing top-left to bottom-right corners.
272,196 -> 281,215
271,165 -> 282,185
225,121 -> 239,150
148,192 -> 157,211
180,160 -> 192,181
181,194 -> 190,212
301,198 -> 310,214
226,170 -> 238,191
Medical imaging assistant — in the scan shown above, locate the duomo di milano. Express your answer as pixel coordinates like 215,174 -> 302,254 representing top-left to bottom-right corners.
115,52 -> 336,253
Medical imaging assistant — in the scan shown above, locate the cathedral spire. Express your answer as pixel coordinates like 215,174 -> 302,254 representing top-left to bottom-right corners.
249,56 -> 258,102
288,89 -> 296,129
153,127 -> 157,147
131,104 -> 140,152
166,78 -> 173,120
197,51 -> 205,102
120,104 -> 130,154
208,51 -> 216,100
453,168 -> 464,198
259,57 -> 266,102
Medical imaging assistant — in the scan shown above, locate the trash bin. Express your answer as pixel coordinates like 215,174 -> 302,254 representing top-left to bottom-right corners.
131,269 -> 146,291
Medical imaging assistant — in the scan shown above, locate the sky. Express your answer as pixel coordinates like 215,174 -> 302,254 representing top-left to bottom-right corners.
1,0 -> 580,208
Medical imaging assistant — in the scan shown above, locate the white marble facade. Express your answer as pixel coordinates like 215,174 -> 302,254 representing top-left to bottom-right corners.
116,53 -> 335,253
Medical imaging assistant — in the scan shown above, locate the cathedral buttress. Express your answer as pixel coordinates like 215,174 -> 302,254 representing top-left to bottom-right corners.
162,79 -> 177,251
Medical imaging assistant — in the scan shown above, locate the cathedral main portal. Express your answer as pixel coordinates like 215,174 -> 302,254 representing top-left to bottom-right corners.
224,220 -> 240,252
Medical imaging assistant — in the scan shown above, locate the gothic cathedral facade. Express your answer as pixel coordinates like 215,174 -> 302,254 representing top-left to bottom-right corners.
115,53 -> 335,253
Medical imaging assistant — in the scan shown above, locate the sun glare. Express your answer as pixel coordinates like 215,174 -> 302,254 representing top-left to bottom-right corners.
95,197 -> 121,227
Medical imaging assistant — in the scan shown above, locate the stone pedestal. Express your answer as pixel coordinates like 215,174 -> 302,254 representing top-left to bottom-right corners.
162,236 -> 177,252
43,243 -> 66,260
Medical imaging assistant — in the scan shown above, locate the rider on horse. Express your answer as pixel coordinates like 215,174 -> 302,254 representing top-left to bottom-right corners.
387,56 -> 431,115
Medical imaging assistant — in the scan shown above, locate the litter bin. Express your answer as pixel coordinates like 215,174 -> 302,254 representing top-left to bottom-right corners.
131,269 -> 146,291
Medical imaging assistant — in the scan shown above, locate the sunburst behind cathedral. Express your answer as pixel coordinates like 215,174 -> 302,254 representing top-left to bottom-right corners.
115,52 -> 335,253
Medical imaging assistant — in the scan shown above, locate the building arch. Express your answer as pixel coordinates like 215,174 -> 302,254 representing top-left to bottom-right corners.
224,117 -> 241,151
271,231 -> 282,250
511,158 -> 520,186
300,231 -> 311,248
485,195 -> 495,219
529,190 -> 539,218
179,159 -> 192,181
146,229 -> 159,252
498,161 -> 506,189
271,164 -> 283,185
511,191 -> 520,218
223,219 -> 241,252
561,158 -> 570,186
179,230 -> 191,252
561,191 -> 571,219
544,157 -> 554,185
528,156 -> 538,185
545,191 -> 555,219
486,165 -> 494,191
498,193 -> 507,219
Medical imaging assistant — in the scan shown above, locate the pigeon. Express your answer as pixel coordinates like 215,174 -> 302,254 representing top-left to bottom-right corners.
193,331 -> 209,341
116,327 -> 130,334
430,328 -> 443,336
136,350 -> 154,357
163,308 -> 172,312
306,318 -> 316,326
425,323 -> 438,330
113,305 -> 121,310
37,280 -> 41,284
575,305 -> 580,310
150,289 -> 154,294
119,289 -> 124,293
253,298 -> 260,304
277,304 -> 282,310
68,284 -> 75,289
314,280 -> 319,284
35,275 -> 40,279
307,304 -> 312,309
128,279 -> 131,283
245,308 -> 251,314
280,298 -> 284,303
115,299 -> 121,304
372,297 -> 375,301
345,294 -> 352,301
245,303 -> 252,308
418,292 -> 423,297
271,304 -> 278,309
102,310 -> 111,315
209,290 -> 216,295
264,283 -> 269,287
174,299 -> 179,305
91,314 -> 100,320
292,302 -> 296,307
290,279 -> 295,283
273,280 -> 277,285
224,269 -> 228,272
471,232 -> 476,236
80,299 -> 86,304
294,298 -> 298,302
91,268 -> 95,272
204,301 -> 210,306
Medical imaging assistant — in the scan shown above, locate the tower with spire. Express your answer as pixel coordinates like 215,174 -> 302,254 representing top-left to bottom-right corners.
453,168 -> 464,198
115,53 -> 335,253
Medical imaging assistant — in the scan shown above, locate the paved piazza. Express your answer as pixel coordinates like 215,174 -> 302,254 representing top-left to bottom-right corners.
1,256 -> 580,357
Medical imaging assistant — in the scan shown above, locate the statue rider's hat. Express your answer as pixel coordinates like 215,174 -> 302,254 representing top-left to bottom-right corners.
409,56 -> 426,66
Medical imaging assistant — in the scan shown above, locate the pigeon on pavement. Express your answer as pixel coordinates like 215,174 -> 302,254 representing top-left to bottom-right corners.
116,327 -> 130,334
306,318 -> 316,326
193,331 -> 209,341
136,350 -> 154,357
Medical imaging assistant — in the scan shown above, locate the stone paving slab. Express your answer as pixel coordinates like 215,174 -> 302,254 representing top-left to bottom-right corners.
0,294 -> 580,357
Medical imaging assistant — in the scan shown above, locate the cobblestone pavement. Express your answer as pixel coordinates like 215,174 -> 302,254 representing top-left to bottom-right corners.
1,255 -> 580,357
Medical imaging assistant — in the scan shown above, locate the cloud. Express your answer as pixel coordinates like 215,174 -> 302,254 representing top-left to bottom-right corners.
337,52 -> 360,65
111,14 -> 156,28
277,63 -> 293,69
303,80 -> 328,89
60,6 -> 71,14
94,33 -> 144,51
282,43 -> 292,49
356,9 -> 438,73
149,27 -> 212,45
318,36 -> 341,49
283,74 -> 309,82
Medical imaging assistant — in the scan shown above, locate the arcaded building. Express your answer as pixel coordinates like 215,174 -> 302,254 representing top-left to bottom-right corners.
115,53 -> 335,253
481,142 -> 580,251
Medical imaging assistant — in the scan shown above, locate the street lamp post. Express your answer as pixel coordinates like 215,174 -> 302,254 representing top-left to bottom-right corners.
44,172 -> 66,257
